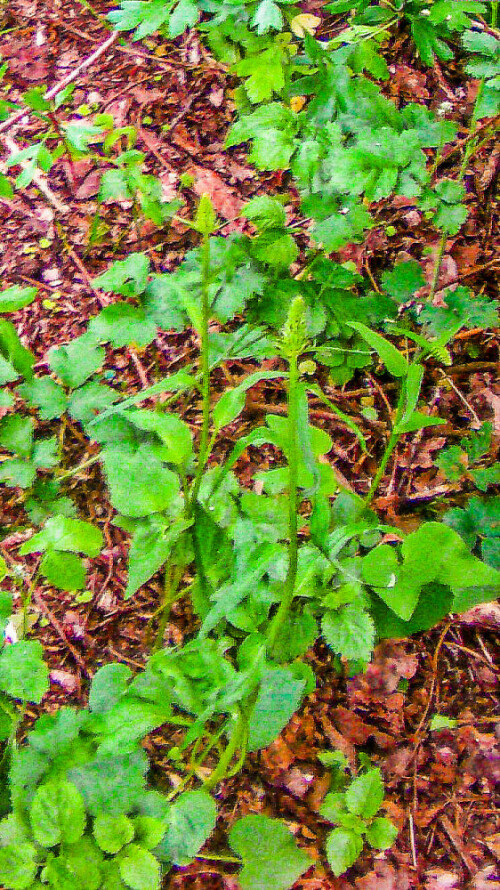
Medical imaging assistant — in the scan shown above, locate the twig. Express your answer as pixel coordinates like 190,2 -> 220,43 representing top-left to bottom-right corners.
0,32 -> 119,136
437,369 -> 481,426
31,588 -> 89,679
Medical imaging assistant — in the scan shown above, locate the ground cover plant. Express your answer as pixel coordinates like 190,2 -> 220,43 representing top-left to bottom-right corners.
0,0 -> 499,887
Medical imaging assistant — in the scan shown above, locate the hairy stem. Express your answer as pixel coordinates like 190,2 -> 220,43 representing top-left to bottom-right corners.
189,233 -> 212,513
267,349 -> 300,651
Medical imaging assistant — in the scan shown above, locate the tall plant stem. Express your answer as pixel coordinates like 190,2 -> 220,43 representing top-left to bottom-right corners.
267,350 -> 300,651
364,386 -> 405,506
152,552 -> 185,652
459,80 -> 485,180
189,232 -> 211,514
492,1 -> 498,28
203,709 -> 245,791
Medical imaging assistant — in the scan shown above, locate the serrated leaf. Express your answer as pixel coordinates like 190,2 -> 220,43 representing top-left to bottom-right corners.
0,415 -> 33,457
93,254 -> 150,298
229,814 -> 312,890
0,843 -> 38,890
48,332 -> 105,389
0,640 -> 48,703
17,376 -> 67,420
345,768 -> 384,819
94,814 -> 135,853
381,261 -> 425,302
30,778 -> 86,847
325,827 -> 363,876
88,304 -> 156,348
322,603 -> 375,662
365,816 -> 398,850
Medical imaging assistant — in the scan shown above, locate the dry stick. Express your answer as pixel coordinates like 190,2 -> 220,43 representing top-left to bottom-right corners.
31,588 -> 89,679
0,31 -> 119,136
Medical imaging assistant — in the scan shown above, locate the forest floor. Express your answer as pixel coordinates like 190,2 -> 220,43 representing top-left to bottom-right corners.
0,1 -> 499,888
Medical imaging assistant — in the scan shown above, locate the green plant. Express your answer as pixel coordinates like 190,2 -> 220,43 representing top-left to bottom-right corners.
318,750 -> 398,876
435,422 -> 500,491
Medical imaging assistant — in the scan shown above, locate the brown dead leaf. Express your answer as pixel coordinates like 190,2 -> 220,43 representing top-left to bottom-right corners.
355,860 -> 410,890
472,867 -> 500,890
460,602 -> 500,630
50,669 -> 79,694
423,868 -> 461,889
261,736 -> 295,773
189,165 -> 243,220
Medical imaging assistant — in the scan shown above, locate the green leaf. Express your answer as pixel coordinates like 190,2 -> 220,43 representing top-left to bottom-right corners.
0,174 -> 14,199
213,371 -> 285,431
118,844 -> 161,890
102,445 -> 180,517
168,0 -> 199,38
99,168 -> 132,201
0,640 -> 49,703
193,193 -> 217,236
236,47 -> 286,103
471,464 -> 500,492
89,663 -> 132,713
253,0 -> 283,33
94,814 -> 135,854
241,196 -> 286,229
0,319 -> 35,381
20,515 -> 103,557
88,304 -> 156,348
68,380 -> 120,427
17,376 -> 67,420
345,768 -> 384,819
51,836 -> 103,890
125,410 -> 193,466
320,792 -> 348,825
0,843 -> 38,890
30,778 -> 86,847
0,285 -> 37,313
125,515 -> 191,599
0,415 -> 33,457
155,790 -> 216,865
247,667 -> 306,752
381,261 -> 425,302
322,603 -> 375,662
420,287 -> 499,337
68,750 -> 148,817
429,714 -> 457,731
93,254 -> 150,297
365,817 -> 398,850
395,411 -> 446,435
132,817 -> 166,851
40,550 -> 86,590
64,122 -> 105,152
48,332 -> 105,389
325,828 -> 363,876
229,814 -> 312,890
348,322 -> 408,377
272,609 -> 318,662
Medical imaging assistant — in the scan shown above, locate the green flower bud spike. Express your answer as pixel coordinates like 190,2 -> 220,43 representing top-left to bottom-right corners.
280,296 -> 308,360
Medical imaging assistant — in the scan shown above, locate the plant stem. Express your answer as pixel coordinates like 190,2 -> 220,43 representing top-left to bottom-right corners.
152,553 -> 185,652
428,231 -> 447,304
492,1 -> 498,28
267,348 -> 300,651
189,232 -> 212,514
55,454 -> 99,482
459,79 -> 485,180
203,709 -> 245,791
364,385 -> 405,505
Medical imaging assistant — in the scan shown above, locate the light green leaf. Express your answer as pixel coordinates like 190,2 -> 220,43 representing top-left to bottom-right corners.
345,768 -> 384,819
89,663 -> 132,713
0,640 -> 49,703
93,254 -> 150,298
229,814 -> 312,890
155,790 -> 216,865
102,445 -> 180,517
248,667 -> 305,752
89,304 -> 156,348
348,322 -> 408,377
118,844 -> 160,890
48,332 -> 105,389
365,817 -> 398,850
94,814 -> 135,854
30,778 -> 86,847
241,195 -> 286,229
68,750 -> 148,817
325,828 -> 363,876
17,376 -> 67,420
0,285 -> 37,313
125,410 -> 192,466
0,415 -> 33,457
40,550 -> 86,590
132,817 -> 166,851
0,843 -> 38,890
322,604 -> 375,662
20,515 -> 103,557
